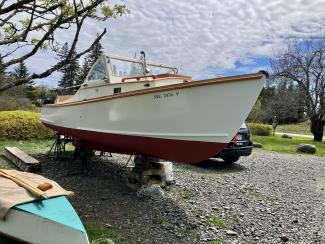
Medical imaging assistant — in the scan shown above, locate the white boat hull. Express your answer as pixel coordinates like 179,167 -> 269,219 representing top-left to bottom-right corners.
41,72 -> 266,163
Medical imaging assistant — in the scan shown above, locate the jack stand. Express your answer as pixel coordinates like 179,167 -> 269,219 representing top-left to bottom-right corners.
127,155 -> 174,190
65,146 -> 94,176
47,134 -> 65,159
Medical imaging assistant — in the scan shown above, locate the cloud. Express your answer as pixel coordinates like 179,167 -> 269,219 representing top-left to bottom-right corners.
79,0 -> 325,78
4,0 -> 325,85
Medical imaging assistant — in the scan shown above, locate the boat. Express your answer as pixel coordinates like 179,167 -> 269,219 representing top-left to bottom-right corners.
0,196 -> 89,244
41,52 -> 266,163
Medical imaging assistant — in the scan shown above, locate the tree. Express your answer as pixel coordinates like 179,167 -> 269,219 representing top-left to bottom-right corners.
248,85 -> 306,124
0,0 -> 127,92
271,38 -> 325,141
14,61 -> 34,88
58,43 -> 80,88
78,41 -> 104,83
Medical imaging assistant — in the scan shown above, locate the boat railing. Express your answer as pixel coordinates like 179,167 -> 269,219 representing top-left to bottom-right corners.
61,84 -> 82,90
107,55 -> 178,74
121,74 -> 157,83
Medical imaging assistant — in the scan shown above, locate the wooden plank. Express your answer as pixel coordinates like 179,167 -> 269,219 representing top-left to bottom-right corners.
3,147 -> 41,172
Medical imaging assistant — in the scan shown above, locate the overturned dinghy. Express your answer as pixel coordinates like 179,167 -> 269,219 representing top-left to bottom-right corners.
0,170 -> 89,244
41,52 -> 267,163
0,196 -> 89,244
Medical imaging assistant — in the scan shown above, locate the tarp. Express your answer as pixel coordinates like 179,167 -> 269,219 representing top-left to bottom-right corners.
0,170 -> 73,220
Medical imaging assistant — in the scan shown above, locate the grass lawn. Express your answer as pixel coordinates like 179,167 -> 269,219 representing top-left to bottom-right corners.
276,120 -> 325,135
252,134 -> 325,157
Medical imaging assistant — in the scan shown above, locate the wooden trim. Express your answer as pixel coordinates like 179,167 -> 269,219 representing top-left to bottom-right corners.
122,74 -> 157,82
120,73 -> 191,83
79,74 -> 191,90
45,72 -> 265,108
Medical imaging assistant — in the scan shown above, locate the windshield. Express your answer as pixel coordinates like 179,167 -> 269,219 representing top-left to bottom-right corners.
87,56 -> 108,81
111,59 -> 144,76
108,56 -> 176,77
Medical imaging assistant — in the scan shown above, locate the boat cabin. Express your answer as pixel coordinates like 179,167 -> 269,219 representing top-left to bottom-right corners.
57,53 -> 192,103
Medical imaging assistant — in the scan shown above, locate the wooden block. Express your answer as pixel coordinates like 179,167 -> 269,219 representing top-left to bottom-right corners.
3,147 -> 41,172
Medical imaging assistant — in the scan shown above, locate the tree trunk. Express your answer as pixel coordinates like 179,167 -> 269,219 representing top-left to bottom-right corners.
311,119 -> 324,141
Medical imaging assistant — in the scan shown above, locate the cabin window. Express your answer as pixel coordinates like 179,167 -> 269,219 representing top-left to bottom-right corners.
114,87 -> 121,94
87,57 -> 108,82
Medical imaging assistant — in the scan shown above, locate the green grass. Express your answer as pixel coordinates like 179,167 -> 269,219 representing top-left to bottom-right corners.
209,241 -> 221,244
206,216 -> 227,228
0,223 -> 123,244
0,139 -> 76,166
276,120 -> 325,135
86,223 -> 122,244
0,139 -> 53,155
276,121 -> 312,135
0,139 -> 54,168
179,189 -> 195,199
252,135 -> 325,156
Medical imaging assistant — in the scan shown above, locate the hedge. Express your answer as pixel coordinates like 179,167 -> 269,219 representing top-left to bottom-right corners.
0,111 -> 55,140
248,122 -> 272,136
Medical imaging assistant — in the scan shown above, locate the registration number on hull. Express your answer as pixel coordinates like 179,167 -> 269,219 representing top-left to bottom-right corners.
153,91 -> 180,100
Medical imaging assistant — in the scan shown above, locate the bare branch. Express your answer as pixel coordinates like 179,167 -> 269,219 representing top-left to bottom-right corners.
0,29 -> 107,92
0,0 -> 34,15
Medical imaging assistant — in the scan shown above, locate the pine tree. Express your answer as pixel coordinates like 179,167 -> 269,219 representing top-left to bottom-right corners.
0,55 -> 5,77
78,41 -> 104,83
57,43 -> 80,88
14,61 -> 34,88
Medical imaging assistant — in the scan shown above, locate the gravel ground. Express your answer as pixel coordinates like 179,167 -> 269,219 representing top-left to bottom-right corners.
2,150 -> 325,243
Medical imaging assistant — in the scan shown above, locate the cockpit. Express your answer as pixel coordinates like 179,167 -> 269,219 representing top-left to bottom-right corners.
84,52 -> 178,85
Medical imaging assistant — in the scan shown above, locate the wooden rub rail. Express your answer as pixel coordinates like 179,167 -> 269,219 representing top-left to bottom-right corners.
3,147 -> 41,172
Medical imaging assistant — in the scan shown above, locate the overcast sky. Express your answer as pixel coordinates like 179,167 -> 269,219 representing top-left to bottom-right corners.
16,0 -> 325,86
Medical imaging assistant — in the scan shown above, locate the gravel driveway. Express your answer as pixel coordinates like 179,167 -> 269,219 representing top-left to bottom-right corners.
2,150 -> 325,243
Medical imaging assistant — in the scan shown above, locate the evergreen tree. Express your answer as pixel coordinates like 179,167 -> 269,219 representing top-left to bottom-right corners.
58,43 -> 80,88
14,61 -> 34,88
78,41 -> 104,83
0,55 -> 5,77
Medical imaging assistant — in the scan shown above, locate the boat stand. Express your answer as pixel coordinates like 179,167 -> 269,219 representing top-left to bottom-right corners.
65,146 -> 94,176
47,134 -> 73,160
127,155 -> 174,190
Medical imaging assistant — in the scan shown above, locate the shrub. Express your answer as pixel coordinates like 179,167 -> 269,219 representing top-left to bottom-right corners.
0,111 -> 55,140
248,123 -> 272,136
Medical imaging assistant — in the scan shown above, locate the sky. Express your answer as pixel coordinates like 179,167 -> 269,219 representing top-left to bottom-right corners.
6,0 -> 325,86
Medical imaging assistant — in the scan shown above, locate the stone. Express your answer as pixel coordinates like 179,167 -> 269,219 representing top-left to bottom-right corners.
281,134 -> 292,139
252,142 -> 263,148
105,223 -> 113,228
297,144 -> 316,154
137,184 -> 165,201
226,230 -> 238,236
280,235 -> 289,242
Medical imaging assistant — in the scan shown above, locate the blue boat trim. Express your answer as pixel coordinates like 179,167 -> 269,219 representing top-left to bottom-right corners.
14,196 -> 86,233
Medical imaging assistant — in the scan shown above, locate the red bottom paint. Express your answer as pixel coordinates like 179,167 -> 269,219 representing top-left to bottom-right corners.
44,123 -> 227,163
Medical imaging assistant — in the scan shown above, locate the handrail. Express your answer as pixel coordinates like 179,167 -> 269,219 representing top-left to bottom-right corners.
60,84 -> 81,90
121,74 -> 157,83
107,54 -> 178,73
